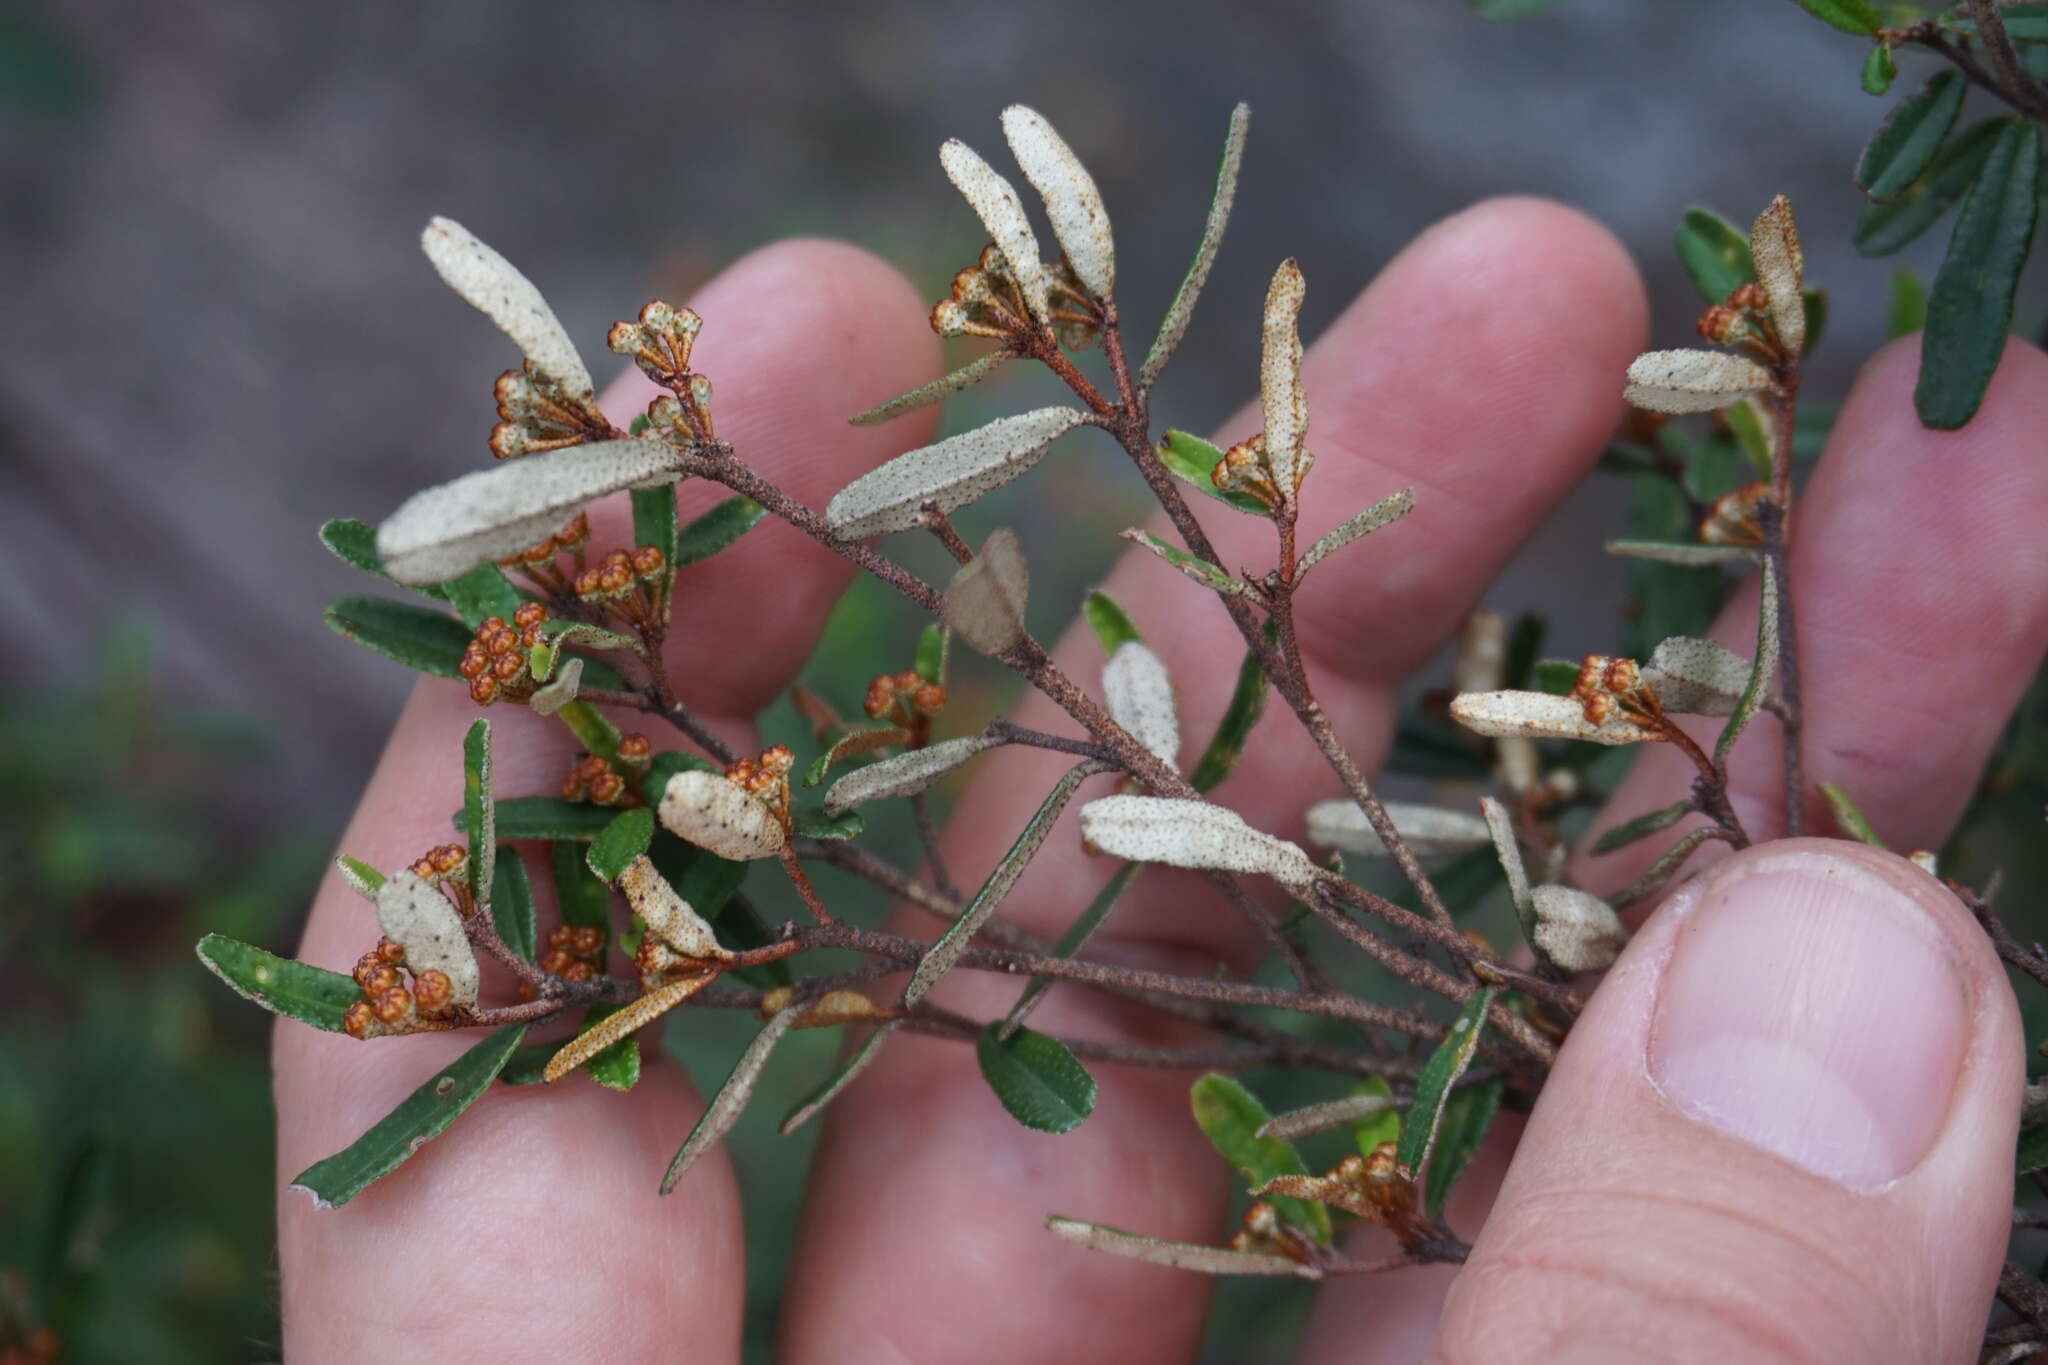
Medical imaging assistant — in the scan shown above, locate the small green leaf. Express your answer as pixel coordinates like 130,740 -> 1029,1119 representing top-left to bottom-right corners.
491,845 -> 536,962
1715,557 -> 1780,760
1673,207 -> 1754,303
587,807 -> 655,883
1082,589 -> 1143,654
2020,1122 -> 2048,1176
289,1024 -> 527,1208
976,1023 -> 1097,1133
914,624 -> 949,685
1190,1073 -> 1332,1243
196,934 -> 362,1032
323,596 -> 471,678
1860,41 -> 1896,95
461,719 -> 494,906
628,413 -> 652,435
1138,103 -> 1248,392
1788,0 -> 1880,35
574,1003 -> 643,1091
1350,1076 -> 1402,1155
780,1022 -> 900,1135
1858,71 -> 1964,201
437,563 -> 525,629
1722,400 -> 1773,482
676,496 -> 767,564
1530,658 -> 1580,695
1592,799 -> 1695,855
487,797 -> 619,841
645,830 -> 748,923
1158,430 -> 1270,514
1916,118 -> 2040,429
1801,288 -> 1828,355
1820,782 -> 1887,847
551,839 -> 612,941
1855,117 -> 2005,256
1189,644 -> 1269,793
1424,1078 -> 1502,1220
319,518 -> 386,578
1887,266 -> 1927,336
1396,988 -> 1496,1181
336,854 -> 385,900
791,805 -> 863,840
554,698 -> 622,761
631,483 -> 680,595
1122,528 -> 1246,595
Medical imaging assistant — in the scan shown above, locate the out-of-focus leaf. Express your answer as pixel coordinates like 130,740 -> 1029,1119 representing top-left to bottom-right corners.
587,807 -> 654,884
780,1022 -> 901,1135
1861,40 -> 1896,95
491,845 -> 536,962
1857,71 -> 1964,201
1424,1078 -> 1503,1220
1351,1075 -> 1402,1154
1789,0 -> 1880,34
551,839 -> 612,939
196,934 -> 360,1032
1820,782 -> 1888,847
1395,988 -> 1496,1181
289,1025 -> 527,1208
1623,475 -> 1726,658
1855,117 -> 2004,256
676,496 -> 766,564
1674,207 -> 1753,303
976,1023 -> 1097,1133
1083,589 -> 1143,653
1716,558 -> 1781,760
641,749 -> 719,804
1189,644 -> 1269,793
2020,1122 -> 2048,1176
1157,430 -> 1270,514
1387,708 -> 1492,781
461,720 -> 494,906
791,805 -> 863,840
1888,266 -> 1927,336
1001,862 -> 1145,1033
1190,1073 -> 1332,1243
323,597 -> 471,678
915,623 -> 949,684
487,797 -> 619,841
1592,799 -> 1695,855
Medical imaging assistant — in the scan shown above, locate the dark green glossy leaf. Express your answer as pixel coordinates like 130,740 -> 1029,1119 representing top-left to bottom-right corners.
1789,0 -> 1879,34
551,839 -> 612,940
631,483 -> 679,594
587,807 -> 655,883
577,1003 -> 642,1091
976,1023 -> 1097,1133
1424,1078 -> 1503,1219
320,518 -> 386,579
1396,988 -> 1496,1180
791,805 -> 863,840
288,1025 -> 527,1208
676,496 -> 767,564
461,719 -> 494,905
1916,118 -> 2040,429
437,563 -> 525,629
1860,41 -> 1895,95
1673,207 -> 1753,303
1190,1073 -> 1332,1243
1592,799 -> 1694,854
488,797 -> 619,841
1858,71 -> 1964,201
324,596 -> 471,678
1158,430 -> 1270,514
1888,266 -> 1927,336
1189,644 -> 1269,793
491,845 -> 536,962
1083,589 -> 1143,653
914,623 -> 949,685
1855,117 -> 2004,256
196,934 -> 361,1032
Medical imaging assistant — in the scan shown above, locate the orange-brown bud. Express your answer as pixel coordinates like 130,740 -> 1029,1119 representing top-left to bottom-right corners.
377,937 -> 406,965
343,1000 -> 375,1039
588,771 -> 625,806
458,648 -> 489,680
1696,303 -> 1743,344
373,986 -> 415,1026
540,948 -> 574,976
547,924 -> 575,949
617,733 -> 653,761
557,513 -> 590,551
570,926 -> 604,957
562,960 -> 595,982
630,546 -> 665,577
573,567 -> 604,597
412,969 -> 454,1016
514,601 -> 547,630
468,675 -> 499,706
1728,281 -> 1769,312
910,683 -> 946,715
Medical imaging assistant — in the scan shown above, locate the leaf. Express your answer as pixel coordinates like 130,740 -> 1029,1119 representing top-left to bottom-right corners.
1423,1078 -> 1502,1220
851,352 -> 1011,426
1297,488 -> 1414,573
1530,658 -> 1579,694
1259,259 -> 1310,499
1916,117 -> 2040,430
195,934 -> 362,1032
1857,71 -> 1964,202
1787,0 -> 1880,35
323,596 -> 472,678
1530,884 -> 1627,971
1723,398 -> 1773,482
289,1024 -> 528,1208
551,838 -> 613,938
804,725 -> 911,787
461,719 -> 494,906
375,871 -> 481,1008
1189,1074 -> 1332,1243
1351,1076 -> 1403,1154
1255,1090 -> 1401,1143
1604,539 -> 1756,567
1000,861 -> 1145,1034
826,407 -> 1088,540
1305,799 -> 1492,858
658,770 -> 786,861
490,845 -> 536,962
630,483 -> 678,595
1157,430 -> 1270,514
575,1003 -> 642,1091
1860,40 -> 1896,95
1449,690 -> 1658,745
942,527 -> 1031,656
662,1005 -> 802,1193
676,496 -> 767,564
1643,635 -> 1752,716
1139,102 -> 1248,392
587,806 -> 655,883
1121,528 -> 1246,596
421,217 -> 593,399
1103,642 -> 1179,769
1080,794 -> 1323,894
1082,589 -> 1143,653
914,624 -> 949,684
976,1023 -> 1097,1133
1591,798 -> 1694,855
939,137 -> 1050,323
320,518 -> 389,579
1748,196 -> 1805,357
823,734 -> 992,814
2019,1122 -> 2048,1177
780,1021 -> 901,1135
482,796 -> 620,842
1002,105 -> 1115,299
906,762 -> 1099,1006
1820,782 -> 1887,847
791,805 -> 863,840
437,563 -> 525,629
1674,207 -> 1754,303
1480,796 -> 1534,937
1188,644 -> 1268,793
1395,988 -> 1496,1183
1045,1217 -> 1315,1278
1623,349 -> 1775,414
1715,556 -> 1780,759
336,854 -> 385,901
645,831 -> 748,924
544,973 -> 714,1082
1855,117 -> 2004,256
1888,266 -> 1927,337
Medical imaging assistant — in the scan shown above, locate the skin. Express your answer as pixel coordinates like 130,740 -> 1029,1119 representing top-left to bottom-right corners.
276,201 -> 2048,1362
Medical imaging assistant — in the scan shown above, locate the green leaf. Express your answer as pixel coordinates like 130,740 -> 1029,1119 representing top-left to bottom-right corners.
1468,0 -> 1570,17
1082,589 -> 1143,653
288,1025 -> 527,1208
1530,657 -> 1580,695
791,805 -> 863,840
1916,118 -> 2040,429
1350,1076 -> 1402,1155
662,1007 -> 800,1193
491,845 -> 536,962
1715,556 -> 1780,760
1855,117 -> 2005,256
336,854 -> 386,900
1820,782 -> 1888,847
1387,709 -> 1492,781
1788,0 -> 1880,34
587,807 -> 655,883
551,839 -> 612,941
781,1022 -> 900,1135
1858,71 -> 1964,202
323,596 -> 471,678
196,934 -> 361,1032
641,748 -> 719,804
488,797 -> 619,841
1592,799 -> 1695,855
1158,430 -> 1270,514
320,518 -> 386,578
553,698 -> 621,761
2020,1122 -> 2048,1176
1802,287 -> 1828,355
1673,207 -> 1753,303
645,829 -> 748,922
1424,1078 -> 1503,1220
1396,988 -> 1496,1181
1887,266 -> 1927,336
1189,644 -> 1269,793
1860,41 -> 1896,95
1138,103 -> 1248,392
573,1003 -> 642,1091
914,623 -> 949,685
1001,862 -> 1145,1033
1122,528 -> 1246,595
1723,401 -> 1773,483
1190,1073 -> 1332,1243
676,496 -> 767,564
461,719 -> 494,906
631,483 -> 679,595
437,563 -> 525,629
976,1023 -> 1097,1133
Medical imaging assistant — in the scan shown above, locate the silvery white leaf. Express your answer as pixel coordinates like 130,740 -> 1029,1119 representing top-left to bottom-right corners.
1297,488 -> 1413,573
1139,103 -> 1248,393
1079,795 -> 1322,894
823,735 -> 995,815
1622,349 -> 1774,414
943,528 -> 1030,656
1449,691 -> 1658,745
1530,884 -> 1627,972
1002,105 -> 1115,300
421,217 -> 594,401
1642,636 -> 1751,717
1259,260 -> 1309,498
374,870 -> 480,1008
940,138 -> 1051,324
376,438 -> 683,585
618,854 -> 732,962
1749,195 -> 1804,356
657,768 -> 786,861
1046,1217 -> 1317,1279
825,407 -> 1087,540
1479,796 -> 1533,924
1305,799 -> 1491,858
1103,642 -> 1179,769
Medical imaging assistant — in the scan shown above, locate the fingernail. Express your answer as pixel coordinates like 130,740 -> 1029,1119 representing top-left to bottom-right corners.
1648,849 -> 1969,1191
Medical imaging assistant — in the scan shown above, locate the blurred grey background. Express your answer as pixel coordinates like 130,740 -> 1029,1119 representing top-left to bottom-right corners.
5,0 -> 2025,839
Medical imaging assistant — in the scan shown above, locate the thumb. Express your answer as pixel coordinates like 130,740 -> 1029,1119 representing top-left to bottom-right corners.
1430,839 -> 2022,1364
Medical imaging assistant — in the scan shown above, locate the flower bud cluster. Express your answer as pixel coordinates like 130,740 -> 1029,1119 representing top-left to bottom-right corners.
1569,654 -> 1661,728
610,301 -> 716,441
1699,481 -> 1768,548
930,245 -> 1100,351
862,669 -> 946,732
488,365 -> 612,461
725,744 -> 796,818
559,744 -> 645,808
572,547 -> 669,629
342,933 -> 462,1039
1210,436 -> 1283,511
459,602 -> 549,707
540,922 -> 605,983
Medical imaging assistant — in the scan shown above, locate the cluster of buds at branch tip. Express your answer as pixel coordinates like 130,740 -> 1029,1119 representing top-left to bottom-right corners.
572,546 -> 669,629
342,932 -> 460,1039
539,922 -> 605,984
726,744 -> 796,819
1699,481 -> 1768,549
460,603 -> 549,706
1569,654 -> 1663,729
498,513 -> 591,594
560,751 -> 639,808
863,669 -> 946,738
1257,1142 -> 1434,1250
1229,1200 -> 1318,1265
407,843 -> 473,905
611,301 -> 716,442
489,364 -> 613,461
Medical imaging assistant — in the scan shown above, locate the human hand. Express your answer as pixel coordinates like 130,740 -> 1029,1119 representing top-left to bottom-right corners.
275,199 -> 2048,1362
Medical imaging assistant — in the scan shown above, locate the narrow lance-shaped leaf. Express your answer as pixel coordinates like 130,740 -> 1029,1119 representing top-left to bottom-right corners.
942,528 -> 1030,656
1424,1079 -> 1503,1220
421,217 -> 594,400
336,855 -> 385,901
676,496 -> 768,564
544,972 -> 715,1082
1188,643 -> 1268,793
1139,103 -> 1249,392
1857,71 -> 1965,202
780,1021 -> 901,1135
1190,1073 -> 1332,1243
196,934 -> 361,1032
1121,528 -> 1247,596
461,719 -> 494,907
1623,350 -> 1775,415
1674,206 -> 1754,304
1297,488 -> 1414,573
823,735 -> 995,814
1395,987 -> 1497,1183
1157,430 -> 1271,515
1002,105 -> 1115,300
977,1023 -> 1097,1134
1480,796 -> 1534,939
491,797 -> 619,841
826,407 -> 1087,540
906,763 -> 1100,1007
1256,1091 -> 1402,1143
587,806 -> 655,884
1787,0 -> 1880,35
662,1004 -> 803,1193
1888,266 -> 1927,337
850,351 -> 1010,426
1603,539 -> 1757,567
915,623 -> 949,685
376,438 -> 684,586
491,845 -> 536,962
1045,1216 -> 1316,1279
1820,782 -> 1887,847
323,597 -> 472,678
1102,642 -> 1178,769
1080,795 -> 1323,895
1748,196 -> 1805,357
1725,398 -> 1774,482
1916,117 -> 2040,430
1715,556 -> 1780,759
289,1024 -> 528,1209
1592,798 -> 1694,855
1305,799 -> 1491,859
1082,589 -> 1142,653
551,838 -> 613,935
1856,117 -> 2005,256
939,138 -> 1051,323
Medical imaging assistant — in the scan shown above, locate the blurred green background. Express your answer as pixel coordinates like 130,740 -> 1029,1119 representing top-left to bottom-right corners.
3,0 -> 2045,1360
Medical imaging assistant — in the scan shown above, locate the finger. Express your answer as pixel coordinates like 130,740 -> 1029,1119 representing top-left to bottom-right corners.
274,239 -> 939,1361
1421,840 -> 2020,1363
781,198 -> 1647,1364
